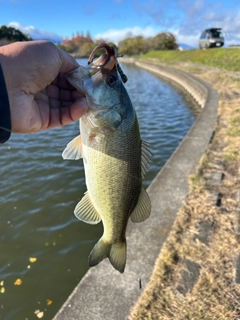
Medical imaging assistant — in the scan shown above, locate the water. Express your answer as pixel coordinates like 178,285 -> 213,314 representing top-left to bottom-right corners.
0,60 -> 198,320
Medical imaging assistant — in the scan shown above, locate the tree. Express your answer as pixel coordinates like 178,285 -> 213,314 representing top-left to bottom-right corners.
0,25 -> 32,44
59,30 -> 179,57
80,42 -> 96,57
152,32 -> 178,50
118,36 -> 147,55
118,33 -> 178,55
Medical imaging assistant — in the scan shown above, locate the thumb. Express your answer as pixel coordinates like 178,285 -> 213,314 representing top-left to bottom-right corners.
58,47 -> 79,74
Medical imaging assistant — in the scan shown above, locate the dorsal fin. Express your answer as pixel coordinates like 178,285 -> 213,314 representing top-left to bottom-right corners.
141,140 -> 152,178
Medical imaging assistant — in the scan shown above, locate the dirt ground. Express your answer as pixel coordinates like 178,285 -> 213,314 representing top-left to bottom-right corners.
129,64 -> 240,320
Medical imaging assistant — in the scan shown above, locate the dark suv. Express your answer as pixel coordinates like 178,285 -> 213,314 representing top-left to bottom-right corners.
199,28 -> 224,49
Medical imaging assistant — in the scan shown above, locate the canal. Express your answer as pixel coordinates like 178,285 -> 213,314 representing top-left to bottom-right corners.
0,60 -> 199,320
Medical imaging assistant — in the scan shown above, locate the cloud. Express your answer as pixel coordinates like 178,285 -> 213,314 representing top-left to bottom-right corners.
132,0 -> 240,47
94,25 -> 200,48
82,1 -> 98,16
94,26 -> 160,43
192,7 -> 240,46
172,29 -> 199,48
7,22 -> 63,43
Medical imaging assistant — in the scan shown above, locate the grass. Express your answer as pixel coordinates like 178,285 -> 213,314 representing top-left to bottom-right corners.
223,150 -> 239,163
227,117 -> 240,137
139,48 -> 240,72
128,54 -> 240,320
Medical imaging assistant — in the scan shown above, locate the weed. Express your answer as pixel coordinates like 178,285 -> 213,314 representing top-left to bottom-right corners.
223,150 -> 239,163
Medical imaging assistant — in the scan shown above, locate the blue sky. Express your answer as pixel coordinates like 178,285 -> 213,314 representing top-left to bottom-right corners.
1,0 -> 240,47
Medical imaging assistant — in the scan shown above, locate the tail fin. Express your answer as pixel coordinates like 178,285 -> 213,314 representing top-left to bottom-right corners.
88,237 -> 127,273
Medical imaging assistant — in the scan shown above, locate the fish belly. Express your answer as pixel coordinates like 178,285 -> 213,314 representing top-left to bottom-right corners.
83,134 -> 141,241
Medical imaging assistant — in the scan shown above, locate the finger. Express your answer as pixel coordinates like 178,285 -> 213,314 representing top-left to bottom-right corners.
69,98 -> 88,121
46,84 -> 60,100
46,83 -> 72,102
46,86 -> 86,112
71,89 -> 85,100
51,73 -> 73,89
61,98 -> 88,125
47,107 -> 62,129
58,48 -> 79,74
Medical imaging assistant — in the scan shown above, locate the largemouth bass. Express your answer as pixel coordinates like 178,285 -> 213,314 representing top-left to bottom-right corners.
62,43 -> 151,273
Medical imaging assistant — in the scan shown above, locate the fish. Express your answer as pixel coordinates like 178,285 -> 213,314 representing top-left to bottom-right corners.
62,43 -> 151,273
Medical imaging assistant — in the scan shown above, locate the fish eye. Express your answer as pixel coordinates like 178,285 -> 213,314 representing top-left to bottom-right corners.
106,75 -> 118,86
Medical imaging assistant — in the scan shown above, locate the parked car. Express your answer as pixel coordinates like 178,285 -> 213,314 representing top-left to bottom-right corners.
199,28 -> 224,49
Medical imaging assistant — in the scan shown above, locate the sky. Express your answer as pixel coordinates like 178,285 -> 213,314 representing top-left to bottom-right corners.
1,0 -> 240,48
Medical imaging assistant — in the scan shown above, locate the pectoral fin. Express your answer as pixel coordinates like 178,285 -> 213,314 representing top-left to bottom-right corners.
130,185 -> 151,223
62,135 -> 83,160
74,192 -> 101,225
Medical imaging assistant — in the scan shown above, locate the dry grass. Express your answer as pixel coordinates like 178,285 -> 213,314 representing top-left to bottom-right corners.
129,64 -> 240,320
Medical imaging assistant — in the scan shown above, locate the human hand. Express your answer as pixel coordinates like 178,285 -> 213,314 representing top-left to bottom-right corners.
0,40 -> 88,133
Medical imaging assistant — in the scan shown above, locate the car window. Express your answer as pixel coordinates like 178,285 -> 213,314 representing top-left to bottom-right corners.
218,32 -> 224,39
211,30 -> 224,38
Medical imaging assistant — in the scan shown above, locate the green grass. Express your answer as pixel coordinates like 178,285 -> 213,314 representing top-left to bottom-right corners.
223,150 -> 239,162
139,48 -> 240,72
226,117 -> 240,137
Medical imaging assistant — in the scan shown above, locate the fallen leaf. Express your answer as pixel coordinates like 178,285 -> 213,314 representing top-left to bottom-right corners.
36,311 -> 44,318
0,281 -> 4,286
27,265 -> 31,269
14,278 -> 22,285
46,299 -> 52,306
29,257 -> 37,263
0,287 -> 5,293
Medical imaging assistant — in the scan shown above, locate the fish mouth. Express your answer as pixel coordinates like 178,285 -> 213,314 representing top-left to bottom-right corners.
65,42 -> 128,109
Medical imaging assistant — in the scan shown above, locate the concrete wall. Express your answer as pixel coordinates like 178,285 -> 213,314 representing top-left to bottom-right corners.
54,61 -> 219,320
127,59 -> 207,108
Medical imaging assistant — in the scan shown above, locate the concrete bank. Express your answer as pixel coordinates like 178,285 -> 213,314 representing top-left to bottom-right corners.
54,62 -> 219,320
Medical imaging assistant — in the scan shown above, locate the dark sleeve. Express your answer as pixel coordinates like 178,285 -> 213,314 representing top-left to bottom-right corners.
0,64 -> 11,143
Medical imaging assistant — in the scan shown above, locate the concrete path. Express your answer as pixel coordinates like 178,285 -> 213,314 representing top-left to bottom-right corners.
54,63 -> 219,320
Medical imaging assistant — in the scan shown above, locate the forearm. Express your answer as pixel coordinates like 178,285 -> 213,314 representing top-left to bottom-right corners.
0,64 -> 11,143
